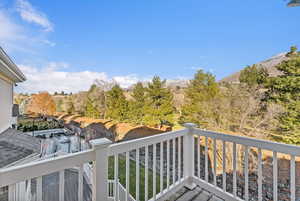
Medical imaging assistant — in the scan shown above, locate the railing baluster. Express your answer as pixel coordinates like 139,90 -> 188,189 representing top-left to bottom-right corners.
258,148 -> 262,201
59,170 -> 64,201
16,181 -> 26,201
245,146 -> 249,201
37,176 -> 43,201
126,151 -> 130,201
160,142 -> 163,193
145,146 -> 149,201
136,149 -> 140,201
115,154 -> 119,201
25,179 -> 31,200
192,136 -> 195,178
178,137 -> 181,181
273,151 -> 278,201
153,144 -> 157,200
78,165 -> 83,201
291,155 -> 296,201
233,142 -> 237,197
173,138 -> 176,185
213,138 -> 217,186
167,140 -> 170,189
205,136 -> 208,182
8,184 -> 16,201
222,140 -> 226,191
198,136 -> 201,178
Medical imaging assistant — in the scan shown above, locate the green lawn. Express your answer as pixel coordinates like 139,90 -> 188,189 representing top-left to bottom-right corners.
108,155 -> 167,201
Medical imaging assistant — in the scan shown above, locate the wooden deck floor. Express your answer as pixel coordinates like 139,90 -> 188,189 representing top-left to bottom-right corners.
166,186 -> 224,201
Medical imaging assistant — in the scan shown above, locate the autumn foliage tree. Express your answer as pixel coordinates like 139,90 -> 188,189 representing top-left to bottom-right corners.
28,92 -> 56,116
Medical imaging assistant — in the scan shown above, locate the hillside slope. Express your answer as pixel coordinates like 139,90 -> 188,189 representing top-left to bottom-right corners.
221,52 -> 288,83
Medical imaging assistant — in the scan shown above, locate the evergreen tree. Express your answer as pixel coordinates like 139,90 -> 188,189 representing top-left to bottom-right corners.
85,98 -> 94,117
66,97 -> 75,114
106,85 -> 129,121
129,82 -> 146,124
239,64 -> 268,89
56,99 -> 63,112
143,76 -> 174,128
265,47 -> 300,144
87,84 -> 105,118
84,98 -> 100,118
180,70 -> 221,128
286,45 -> 298,57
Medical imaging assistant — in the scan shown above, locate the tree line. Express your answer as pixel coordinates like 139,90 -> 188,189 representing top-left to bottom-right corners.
26,46 -> 300,144
69,76 -> 175,128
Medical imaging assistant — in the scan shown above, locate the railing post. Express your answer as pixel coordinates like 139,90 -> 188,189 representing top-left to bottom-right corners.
183,123 -> 197,190
90,138 -> 112,201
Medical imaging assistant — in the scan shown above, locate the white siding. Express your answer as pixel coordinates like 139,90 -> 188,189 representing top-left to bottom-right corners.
0,77 -> 13,133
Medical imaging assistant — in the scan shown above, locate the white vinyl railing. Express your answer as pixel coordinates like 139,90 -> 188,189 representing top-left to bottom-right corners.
192,127 -> 300,201
0,123 -> 299,201
107,129 -> 187,201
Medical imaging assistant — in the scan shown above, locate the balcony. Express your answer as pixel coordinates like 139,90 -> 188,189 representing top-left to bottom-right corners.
0,123 -> 299,201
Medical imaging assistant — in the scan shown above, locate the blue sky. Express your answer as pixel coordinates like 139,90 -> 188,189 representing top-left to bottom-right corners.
0,0 -> 299,93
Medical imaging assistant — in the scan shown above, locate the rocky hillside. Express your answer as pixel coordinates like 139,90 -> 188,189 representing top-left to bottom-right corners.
221,52 -> 288,83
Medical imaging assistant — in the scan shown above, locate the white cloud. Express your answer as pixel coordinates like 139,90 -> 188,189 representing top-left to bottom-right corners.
41,39 -> 56,47
190,66 -> 203,70
0,10 -> 24,41
16,0 -> 53,32
113,75 -> 141,88
16,63 -> 143,93
0,9 -> 33,53
0,5 -> 55,54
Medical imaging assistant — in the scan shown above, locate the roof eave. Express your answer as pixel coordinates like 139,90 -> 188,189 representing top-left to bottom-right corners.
0,47 -> 26,83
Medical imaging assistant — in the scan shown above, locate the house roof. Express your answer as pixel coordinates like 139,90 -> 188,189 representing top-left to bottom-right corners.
0,47 -> 26,83
0,129 -> 40,168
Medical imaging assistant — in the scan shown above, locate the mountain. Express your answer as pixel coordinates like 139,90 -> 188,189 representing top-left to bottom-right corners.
166,79 -> 189,89
221,52 -> 288,83
126,79 -> 189,91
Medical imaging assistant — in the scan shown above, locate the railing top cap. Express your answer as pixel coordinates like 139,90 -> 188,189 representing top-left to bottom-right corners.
183,123 -> 198,129
90,138 -> 112,149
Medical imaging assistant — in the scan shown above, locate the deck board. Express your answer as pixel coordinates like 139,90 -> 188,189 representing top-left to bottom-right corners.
165,186 -> 224,201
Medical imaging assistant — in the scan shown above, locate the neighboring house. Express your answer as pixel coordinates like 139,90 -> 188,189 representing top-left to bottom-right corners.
0,47 -> 26,134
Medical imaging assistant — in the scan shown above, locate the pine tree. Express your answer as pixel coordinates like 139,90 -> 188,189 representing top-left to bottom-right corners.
106,85 -> 129,121
85,98 -> 94,118
66,97 -> 75,114
129,82 -> 146,124
87,84 -> 105,118
143,76 -> 174,128
180,70 -> 221,128
85,98 -> 100,118
239,64 -> 268,89
56,99 -> 63,112
286,45 -> 298,57
265,47 -> 300,144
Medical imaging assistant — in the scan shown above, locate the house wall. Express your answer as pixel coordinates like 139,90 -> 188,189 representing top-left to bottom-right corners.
0,73 -> 13,133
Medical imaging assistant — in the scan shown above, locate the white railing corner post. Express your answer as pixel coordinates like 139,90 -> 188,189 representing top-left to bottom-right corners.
90,138 -> 112,201
183,123 -> 197,190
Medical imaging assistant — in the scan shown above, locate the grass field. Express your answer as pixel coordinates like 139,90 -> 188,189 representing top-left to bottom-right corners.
108,154 -> 167,201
